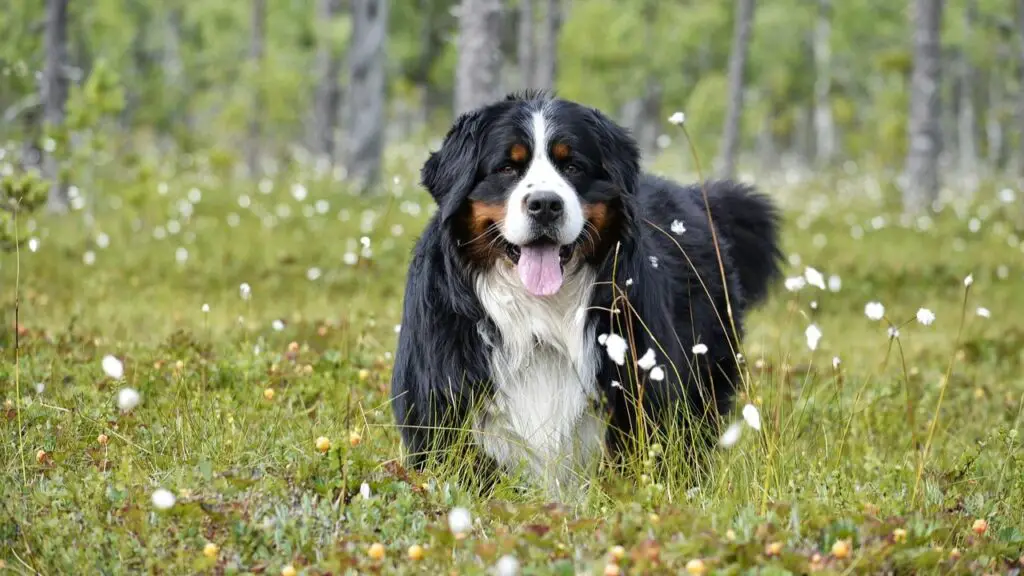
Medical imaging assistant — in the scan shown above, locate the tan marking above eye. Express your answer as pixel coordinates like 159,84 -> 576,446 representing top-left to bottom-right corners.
551,142 -> 571,161
509,144 -> 528,163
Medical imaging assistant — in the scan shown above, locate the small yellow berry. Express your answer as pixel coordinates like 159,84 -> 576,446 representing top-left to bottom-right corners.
203,542 -> 219,558
302,364 -> 313,375
608,545 -> 626,561
972,518 -> 988,535
358,368 -> 370,381
949,548 -> 961,561
686,558 -> 706,575
725,529 -> 737,541
349,430 -> 362,447
603,563 -> 621,576
97,433 -> 109,445
36,449 -> 47,464
832,539 -> 851,559
893,528 -> 907,543
288,341 -> 300,353
3,399 -> 12,410
368,543 -> 385,560
263,388 -> 275,401
648,513 -> 660,523
281,565 -> 297,576
175,360 -> 184,371
315,436 -> 331,453
407,544 -> 424,561
765,541 -> 783,556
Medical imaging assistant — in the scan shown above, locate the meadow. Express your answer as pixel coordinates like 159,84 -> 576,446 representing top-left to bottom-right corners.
3,140 -> 1024,574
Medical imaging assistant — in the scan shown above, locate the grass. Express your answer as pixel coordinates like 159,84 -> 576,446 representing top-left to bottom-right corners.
3,140 -> 1024,575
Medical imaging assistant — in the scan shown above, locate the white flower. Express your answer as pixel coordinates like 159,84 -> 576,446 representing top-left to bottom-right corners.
976,307 -> 991,318
291,183 -> 308,202
102,355 -> 124,379
691,343 -> 708,355
649,366 -> 665,381
718,421 -> 743,448
117,388 -> 140,412
864,302 -> 885,321
964,274 -> 974,287
805,324 -> 822,351
828,275 -> 842,292
637,348 -> 657,370
668,111 -> 686,125
151,488 -> 176,510
360,482 -> 371,500
888,326 -> 900,339
670,219 -> 686,235
496,555 -> 520,576
916,308 -> 935,326
784,276 -> 806,292
804,267 -> 826,290
239,282 -> 252,300
602,333 -> 628,366
448,507 -> 472,535
998,188 -> 1015,203
28,237 -> 39,252
306,267 -> 322,281
742,403 -> 761,431
272,319 -> 285,331
832,356 -> 841,369
394,324 -> 402,334
201,303 -> 210,313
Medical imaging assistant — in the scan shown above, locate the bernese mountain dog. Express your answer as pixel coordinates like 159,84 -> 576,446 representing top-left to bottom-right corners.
391,90 -> 782,498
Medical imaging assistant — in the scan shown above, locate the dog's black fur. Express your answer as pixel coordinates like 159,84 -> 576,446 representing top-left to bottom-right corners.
391,91 -> 782,476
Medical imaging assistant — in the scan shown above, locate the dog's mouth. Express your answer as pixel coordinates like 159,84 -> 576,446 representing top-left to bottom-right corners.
505,237 -> 575,297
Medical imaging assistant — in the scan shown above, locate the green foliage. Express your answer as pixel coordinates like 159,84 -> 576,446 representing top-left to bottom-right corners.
0,170 -> 47,251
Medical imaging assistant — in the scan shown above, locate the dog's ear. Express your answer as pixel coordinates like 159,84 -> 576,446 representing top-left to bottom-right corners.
421,109 -> 485,221
584,107 -> 641,199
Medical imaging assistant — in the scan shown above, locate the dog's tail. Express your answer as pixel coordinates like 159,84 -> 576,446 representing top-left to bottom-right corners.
701,180 -> 783,305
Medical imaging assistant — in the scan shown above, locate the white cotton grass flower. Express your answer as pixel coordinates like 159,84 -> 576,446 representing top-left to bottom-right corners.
691,343 -> 708,355
360,482 -> 371,500
649,366 -> 665,381
805,324 -> 822,351
718,421 -> 743,448
448,507 -> 472,536
888,326 -> 900,339
601,333 -> 628,366
828,274 -> 842,292
670,219 -> 686,235
637,348 -> 657,370
151,488 -> 176,510
239,282 -> 252,300
976,307 -> 991,318
964,274 -> 974,287
804,267 -> 826,290
272,319 -> 285,331
784,276 -> 806,292
668,111 -> 686,125
201,303 -> 210,313
102,355 -> 124,379
496,554 -> 520,576
916,308 -> 935,326
864,302 -> 885,321
832,356 -> 841,369
742,403 -> 761,431
117,388 -> 141,412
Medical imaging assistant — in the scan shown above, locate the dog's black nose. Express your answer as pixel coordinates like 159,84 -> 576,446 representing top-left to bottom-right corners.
525,191 -> 564,225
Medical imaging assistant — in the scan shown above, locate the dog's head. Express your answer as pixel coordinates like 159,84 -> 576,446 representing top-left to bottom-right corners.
422,91 -> 641,297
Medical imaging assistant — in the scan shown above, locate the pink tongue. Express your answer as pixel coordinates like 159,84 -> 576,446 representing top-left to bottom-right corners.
517,244 -> 563,296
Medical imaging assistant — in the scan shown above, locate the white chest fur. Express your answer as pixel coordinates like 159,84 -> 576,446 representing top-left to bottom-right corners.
472,260 -> 606,496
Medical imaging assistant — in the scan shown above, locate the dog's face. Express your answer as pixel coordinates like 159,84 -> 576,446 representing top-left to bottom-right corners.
422,92 -> 640,297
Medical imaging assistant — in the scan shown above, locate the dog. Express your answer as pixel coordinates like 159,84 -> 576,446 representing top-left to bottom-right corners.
390,91 -> 782,498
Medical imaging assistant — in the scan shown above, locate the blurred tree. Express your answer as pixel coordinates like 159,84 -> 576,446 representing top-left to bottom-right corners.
346,0 -> 389,193
310,0 -> 345,162
43,0 -> 69,212
535,0 -> 562,92
1017,0 -> 1024,182
518,0 -> 535,89
454,0 -> 504,115
719,0 -> 755,179
247,0 -> 266,176
903,0 -> 944,214
958,0 -> 978,175
812,0 -> 837,166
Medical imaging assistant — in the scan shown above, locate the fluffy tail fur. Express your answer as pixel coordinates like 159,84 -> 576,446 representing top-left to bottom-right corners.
702,180 -> 783,305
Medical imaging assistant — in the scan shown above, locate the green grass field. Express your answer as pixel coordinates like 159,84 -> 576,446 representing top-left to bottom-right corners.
3,144 -> 1024,574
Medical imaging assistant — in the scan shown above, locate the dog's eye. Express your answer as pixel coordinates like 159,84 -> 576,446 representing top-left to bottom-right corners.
564,164 -> 582,176
499,164 -> 518,176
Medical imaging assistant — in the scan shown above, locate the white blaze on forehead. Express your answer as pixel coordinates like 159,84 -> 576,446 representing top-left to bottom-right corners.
502,108 -> 584,246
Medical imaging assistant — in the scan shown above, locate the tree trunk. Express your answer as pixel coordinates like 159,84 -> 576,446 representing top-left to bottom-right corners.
1017,0 -> 1024,182
247,0 -> 266,177
518,0 -> 535,89
957,0 -> 977,176
902,0 -> 944,215
310,0 -> 345,161
718,0 -> 754,179
43,0 -> 70,213
454,0 -> 505,116
986,69 -> 1004,169
534,0 -> 561,92
812,0 -> 836,166
346,0 -> 389,193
